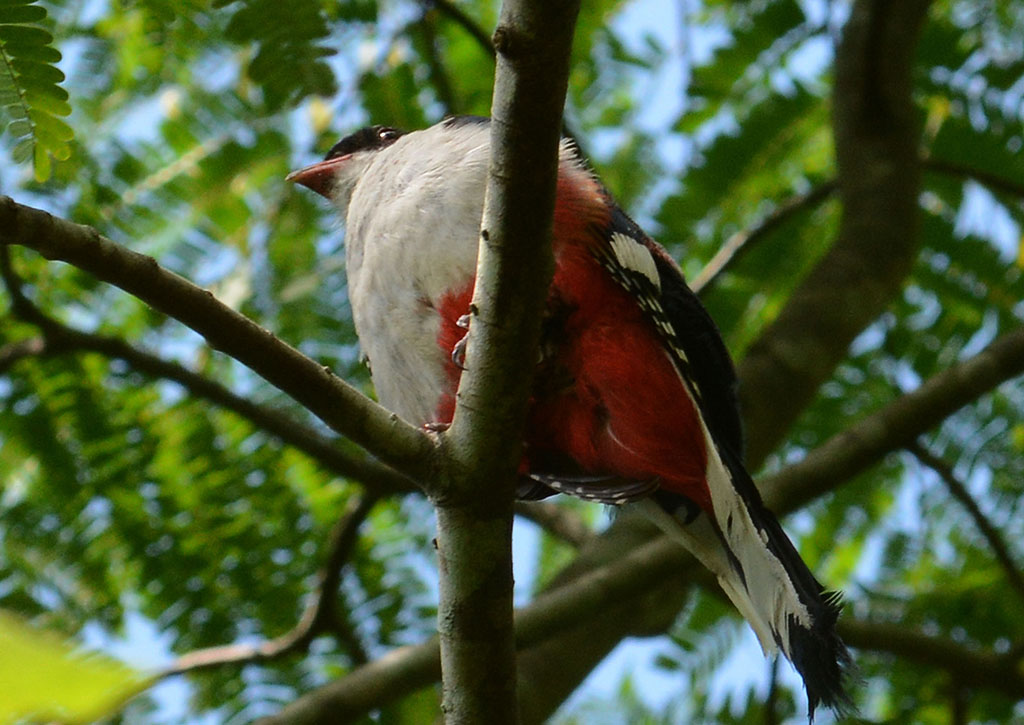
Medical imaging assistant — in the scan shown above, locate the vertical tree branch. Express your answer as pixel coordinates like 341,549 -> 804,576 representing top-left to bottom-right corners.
432,1 -> 581,722
737,0 -> 933,465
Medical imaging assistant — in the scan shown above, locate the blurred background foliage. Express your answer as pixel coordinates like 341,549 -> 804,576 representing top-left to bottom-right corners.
0,0 -> 1023,722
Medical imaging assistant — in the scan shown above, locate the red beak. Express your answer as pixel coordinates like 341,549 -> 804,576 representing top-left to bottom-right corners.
286,155 -> 349,198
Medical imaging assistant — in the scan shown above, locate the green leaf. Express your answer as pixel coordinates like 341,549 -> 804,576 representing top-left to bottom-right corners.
0,0 -> 72,179
0,611 -> 149,724
334,0 -> 377,22
0,3 -> 44,22
0,39 -> 59,62
8,72 -> 63,98
22,86 -> 71,115
0,21 -> 51,44
2,93 -> 26,115
10,134 -> 31,161
223,0 -> 337,110
359,62 -> 429,130
31,139 -> 49,179
11,57 -> 65,84
680,0 -> 809,131
660,85 -> 828,248
29,108 -> 73,142
6,116 -> 28,135
930,114 -> 1024,186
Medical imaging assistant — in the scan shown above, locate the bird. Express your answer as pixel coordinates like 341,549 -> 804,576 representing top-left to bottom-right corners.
288,115 -> 851,718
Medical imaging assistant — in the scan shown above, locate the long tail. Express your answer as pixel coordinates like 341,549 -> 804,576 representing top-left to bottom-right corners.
635,430 -> 852,719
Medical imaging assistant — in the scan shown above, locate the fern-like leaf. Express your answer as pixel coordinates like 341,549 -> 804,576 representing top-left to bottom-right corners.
220,0 -> 338,111
0,0 -> 73,182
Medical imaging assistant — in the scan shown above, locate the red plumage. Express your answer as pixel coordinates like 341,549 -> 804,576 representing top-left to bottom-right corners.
434,170 -> 712,510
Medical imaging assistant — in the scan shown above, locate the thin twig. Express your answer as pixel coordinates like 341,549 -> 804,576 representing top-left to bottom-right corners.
763,325 -> 1024,512
514,501 -> 593,548
1,245 -> 49,327
908,441 -> 1024,606
950,676 -> 968,725
690,181 -> 838,294
763,657 -> 780,725
418,8 -> 459,114
164,495 -> 378,676
0,337 -> 45,375
421,0 -> 495,58
330,604 -> 371,667
692,157 -> 1024,297
415,0 -> 589,157
924,157 -> 1024,202
838,618 -> 1024,700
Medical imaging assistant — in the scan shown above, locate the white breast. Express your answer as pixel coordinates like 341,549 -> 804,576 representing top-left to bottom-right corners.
342,122 -> 491,424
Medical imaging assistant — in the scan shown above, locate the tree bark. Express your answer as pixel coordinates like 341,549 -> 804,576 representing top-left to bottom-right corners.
738,0 -> 933,465
433,0 -> 581,721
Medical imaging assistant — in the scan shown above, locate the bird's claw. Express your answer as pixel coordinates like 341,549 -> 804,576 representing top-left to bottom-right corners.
452,312 -> 471,370
452,337 -> 468,370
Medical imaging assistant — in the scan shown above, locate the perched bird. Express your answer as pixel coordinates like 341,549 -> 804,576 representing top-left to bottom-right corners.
289,116 -> 850,717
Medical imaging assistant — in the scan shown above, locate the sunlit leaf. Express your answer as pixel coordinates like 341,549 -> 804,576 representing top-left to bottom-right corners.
0,611 -> 149,724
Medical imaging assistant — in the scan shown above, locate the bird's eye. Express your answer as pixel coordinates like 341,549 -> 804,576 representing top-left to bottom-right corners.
379,127 -> 399,142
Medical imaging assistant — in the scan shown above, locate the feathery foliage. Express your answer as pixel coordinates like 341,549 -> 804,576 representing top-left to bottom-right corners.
0,0 -> 71,181
1,0 -> 1023,723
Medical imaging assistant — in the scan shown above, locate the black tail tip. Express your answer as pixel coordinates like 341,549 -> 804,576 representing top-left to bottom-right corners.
789,591 -> 856,722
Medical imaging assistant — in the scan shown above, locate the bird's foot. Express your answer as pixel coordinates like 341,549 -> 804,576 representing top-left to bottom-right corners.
451,313 -> 471,370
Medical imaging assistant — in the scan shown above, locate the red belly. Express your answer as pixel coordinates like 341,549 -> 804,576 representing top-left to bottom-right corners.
432,241 -> 711,511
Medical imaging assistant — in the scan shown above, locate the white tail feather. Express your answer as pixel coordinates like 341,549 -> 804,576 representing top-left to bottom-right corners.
634,420 -> 813,664
634,496 -> 780,655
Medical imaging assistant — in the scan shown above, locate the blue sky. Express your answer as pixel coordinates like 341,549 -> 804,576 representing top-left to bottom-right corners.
18,0 -> 1023,722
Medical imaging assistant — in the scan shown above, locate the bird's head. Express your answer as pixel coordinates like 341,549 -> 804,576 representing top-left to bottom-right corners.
287,124 -> 405,210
